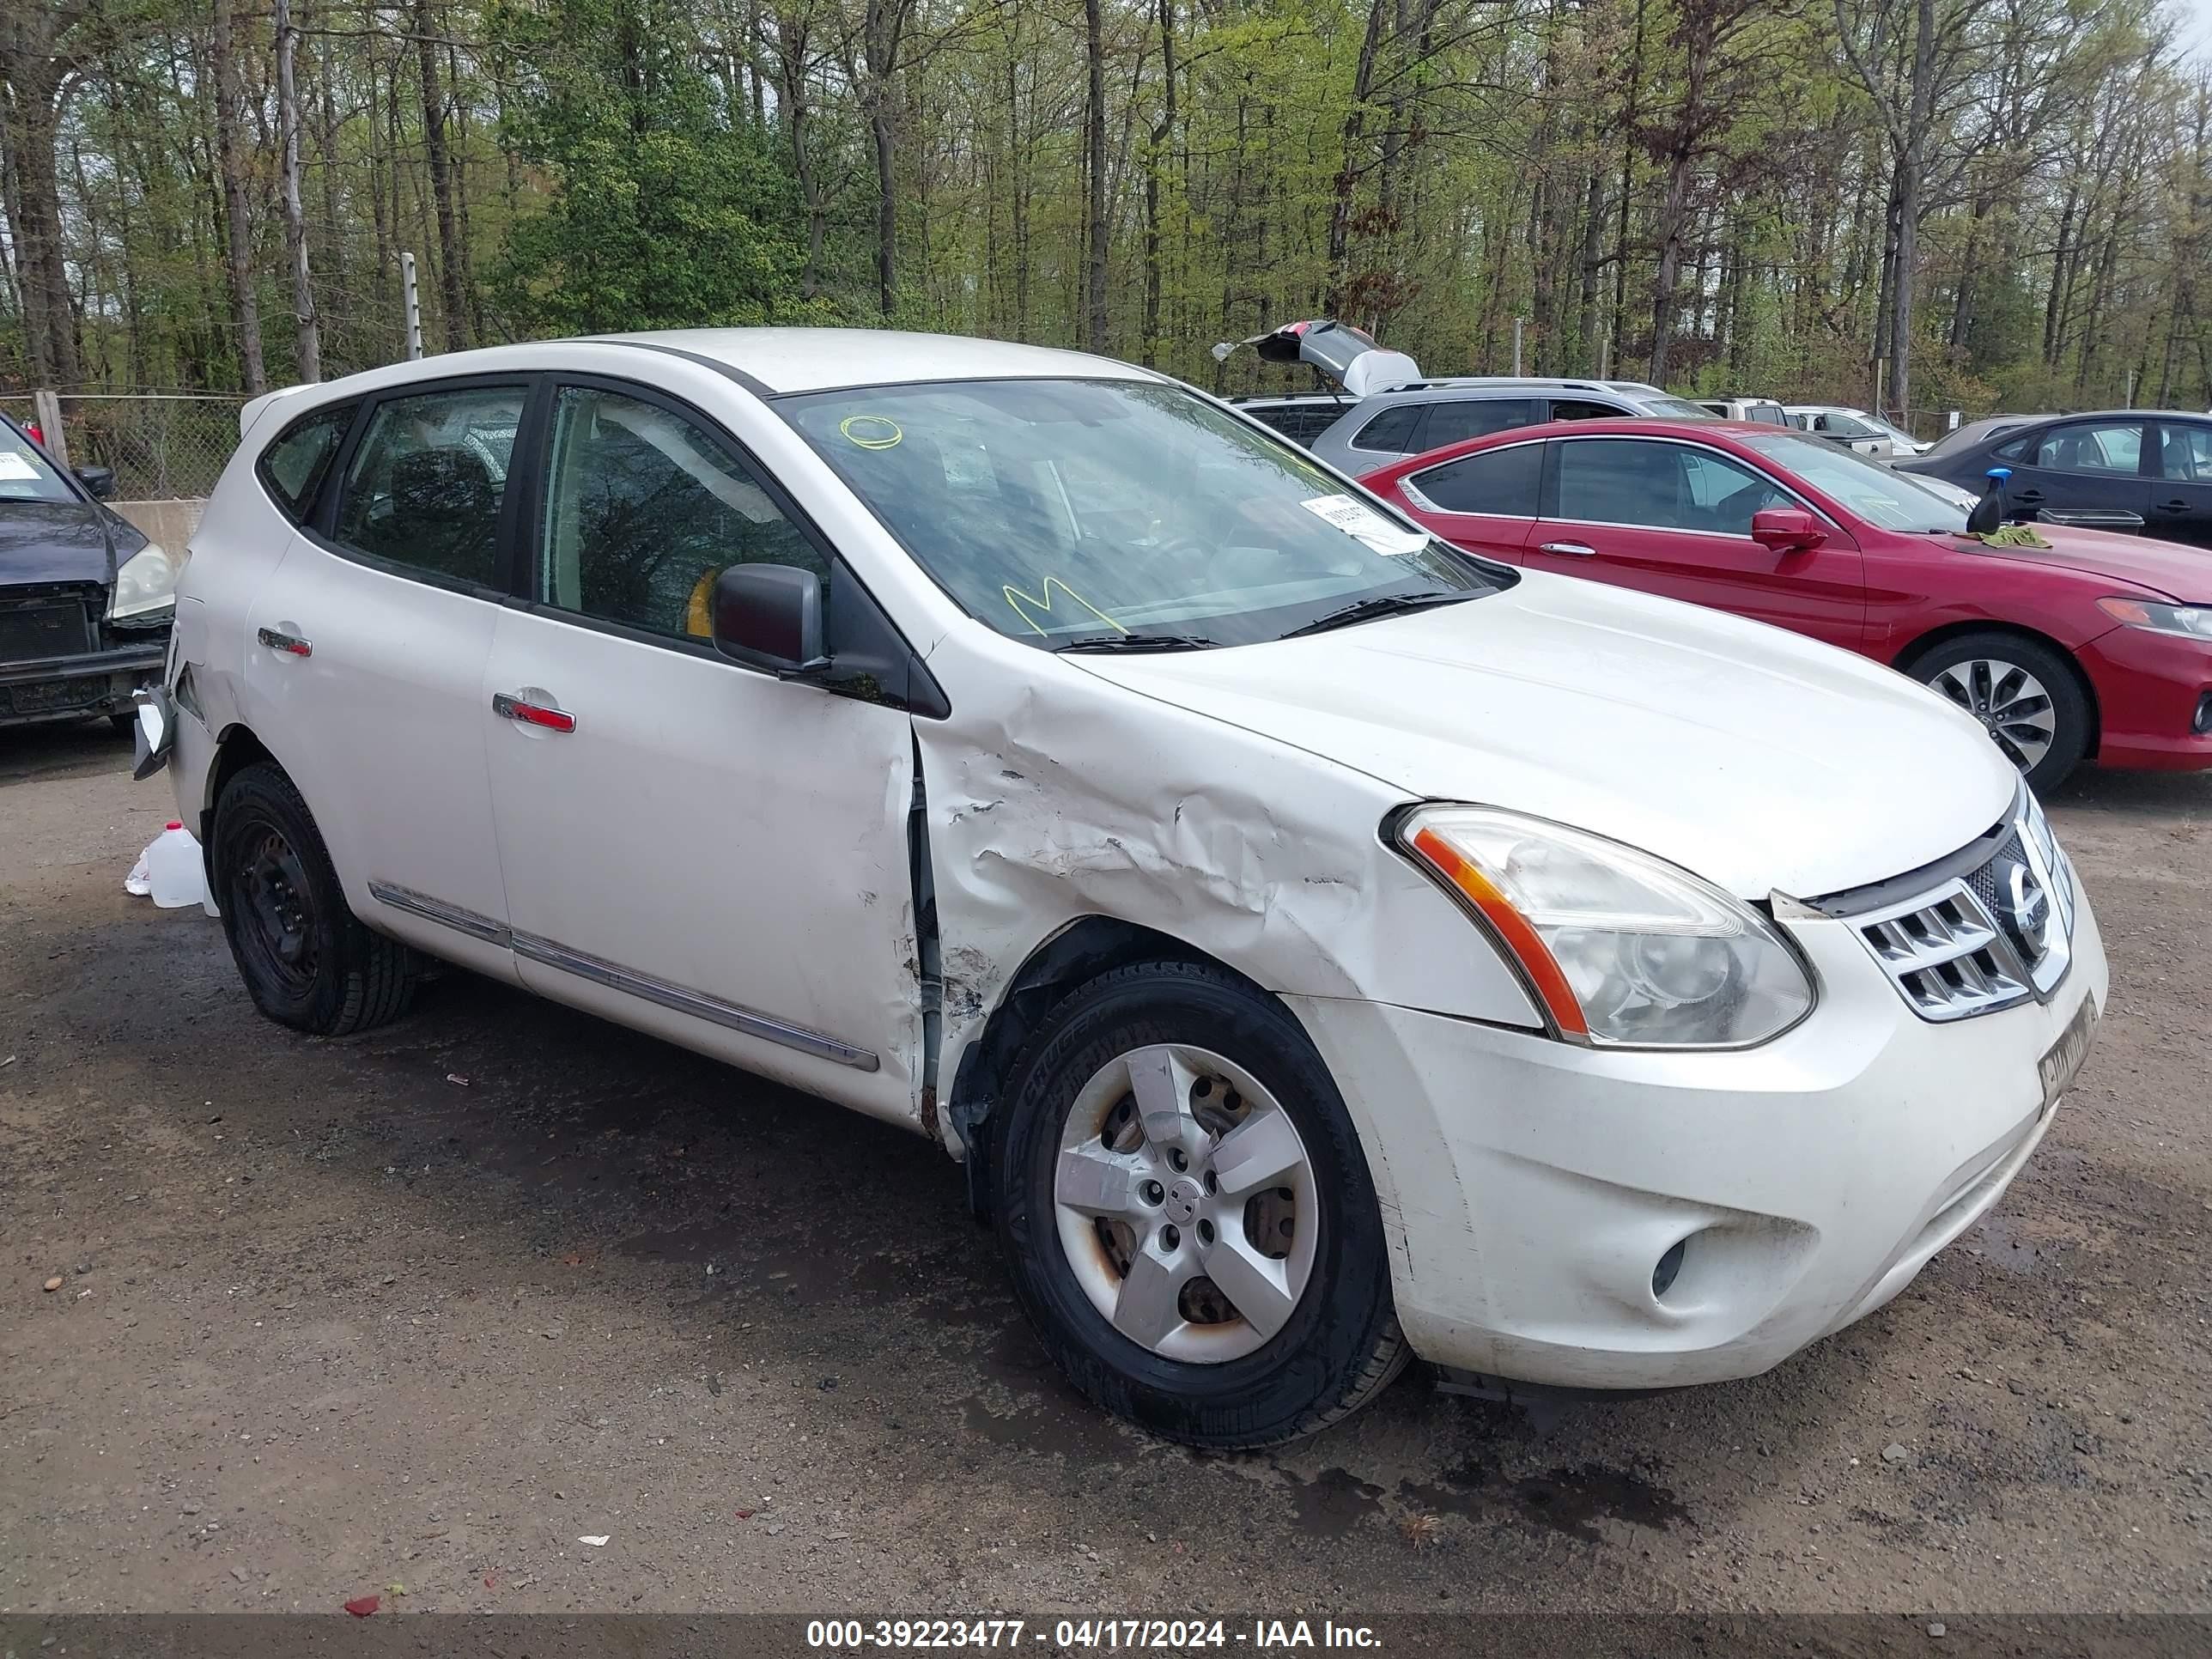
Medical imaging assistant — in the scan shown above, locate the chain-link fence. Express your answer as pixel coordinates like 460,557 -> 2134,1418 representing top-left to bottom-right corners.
0,392 -> 243,500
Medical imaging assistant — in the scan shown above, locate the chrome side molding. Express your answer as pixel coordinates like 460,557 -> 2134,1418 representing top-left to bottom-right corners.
366,880 -> 879,1072
367,881 -> 509,945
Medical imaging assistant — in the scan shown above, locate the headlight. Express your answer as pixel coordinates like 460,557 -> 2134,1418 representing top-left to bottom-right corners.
2017,787 -> 2076,934
1399,805 -> 1815,1048
2095,597 -> 2212,641
108,543 -> 176,620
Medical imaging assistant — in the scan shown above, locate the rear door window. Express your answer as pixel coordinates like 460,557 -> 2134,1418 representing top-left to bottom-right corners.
2155,422 -> 2212,482
331,385 -> 527,588
1406,442 -> 1542,516
1349,404 -> 1427,453
1423,398 -> 1543,450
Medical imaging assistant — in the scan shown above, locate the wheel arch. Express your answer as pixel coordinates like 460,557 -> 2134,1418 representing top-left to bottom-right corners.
203,723 -> 281,829
947,915 -> 1277,1225
1893,620 -> 2102,758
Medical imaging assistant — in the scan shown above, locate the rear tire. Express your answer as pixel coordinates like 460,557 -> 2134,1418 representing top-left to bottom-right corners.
991,961 -> 1406,1449
211,762 -> 419,1035
1905,631 -> 2091,793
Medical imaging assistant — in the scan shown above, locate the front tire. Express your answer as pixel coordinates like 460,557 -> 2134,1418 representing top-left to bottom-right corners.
1905,631 -> 2091,793
211,761 -> 419,1036
991,961 -> 1406,1449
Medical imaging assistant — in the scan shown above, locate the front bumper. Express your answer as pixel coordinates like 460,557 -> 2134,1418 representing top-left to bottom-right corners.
0,633 -> 167,727
1291,892 -> 2107,1390
2079,623 -> 2212,771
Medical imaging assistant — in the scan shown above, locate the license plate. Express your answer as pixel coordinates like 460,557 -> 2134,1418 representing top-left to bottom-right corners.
2037,994 -> 2098,1115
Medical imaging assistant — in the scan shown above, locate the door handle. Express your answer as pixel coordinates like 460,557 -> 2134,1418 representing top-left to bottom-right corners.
257,626 -> 312,658
493,691 -> 577,733
2011,489 -> 2045,504
2155,499 -> 2190,512
1538,540 -> 1597,557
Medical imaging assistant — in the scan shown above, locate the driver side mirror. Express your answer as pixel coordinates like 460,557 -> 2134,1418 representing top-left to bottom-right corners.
712,563 -> 829,677
74,464 -> 116,500
1751,507 -> 1826,554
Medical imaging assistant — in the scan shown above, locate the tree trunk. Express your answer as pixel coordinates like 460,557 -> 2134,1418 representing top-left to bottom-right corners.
1886,0 -> 1936,423
273,0 -> 321,381
1141,0 -> 1178,367
0,44 -> 82,386
212,0 -> 267,393
1325,0 -> 1387,314
417,0 -> 468,352
1082,0 -> 1109,351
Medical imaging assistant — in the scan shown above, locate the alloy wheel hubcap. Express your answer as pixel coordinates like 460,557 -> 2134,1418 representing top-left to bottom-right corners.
1054,1043 -> 1318,1364
1929,658 -> 2057,773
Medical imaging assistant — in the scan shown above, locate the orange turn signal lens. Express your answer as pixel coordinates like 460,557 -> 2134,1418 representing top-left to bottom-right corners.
2096,597 -> 2152,627
1409,825 -> 1590,1038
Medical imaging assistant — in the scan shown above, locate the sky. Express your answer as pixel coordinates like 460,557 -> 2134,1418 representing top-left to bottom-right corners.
2180,0 -> 2212,58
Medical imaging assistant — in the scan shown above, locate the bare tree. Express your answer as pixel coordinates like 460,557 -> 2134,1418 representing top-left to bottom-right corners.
211,0 -> 266,393
273,0 -> 320,381
1083,0 -> 1109,350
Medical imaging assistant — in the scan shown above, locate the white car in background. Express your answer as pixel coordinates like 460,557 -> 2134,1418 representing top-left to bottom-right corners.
1787,404 -> 1930,456
149,330 -> 2104,1446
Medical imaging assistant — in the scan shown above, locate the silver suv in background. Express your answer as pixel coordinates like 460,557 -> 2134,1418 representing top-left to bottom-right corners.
1242,377 -> 1713,472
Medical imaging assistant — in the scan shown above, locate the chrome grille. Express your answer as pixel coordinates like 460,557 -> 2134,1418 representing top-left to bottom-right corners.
1816,789 -> 2076,1024
1853,880 -> 2033,1020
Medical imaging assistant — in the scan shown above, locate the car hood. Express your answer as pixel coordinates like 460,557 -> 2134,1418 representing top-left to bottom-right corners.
1067,574 -> 2019,901
1945,526 -> 2210,602
0,500 -> 118,588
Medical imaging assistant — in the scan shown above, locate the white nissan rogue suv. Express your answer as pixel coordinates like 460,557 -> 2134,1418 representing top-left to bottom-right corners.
149,329 -> 2105,1447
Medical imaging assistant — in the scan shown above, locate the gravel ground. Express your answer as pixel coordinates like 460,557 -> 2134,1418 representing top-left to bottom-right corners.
3,722 -> 2209,1620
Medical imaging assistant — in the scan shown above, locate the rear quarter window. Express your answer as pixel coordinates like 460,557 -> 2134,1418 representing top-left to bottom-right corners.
257,402 -> 357,523
1237,403 -> 1347,446
1406,441 -> 1543,516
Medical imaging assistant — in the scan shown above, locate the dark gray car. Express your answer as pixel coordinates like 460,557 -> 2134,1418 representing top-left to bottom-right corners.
1897,409 -> 2212,547
0,413 -> 172,732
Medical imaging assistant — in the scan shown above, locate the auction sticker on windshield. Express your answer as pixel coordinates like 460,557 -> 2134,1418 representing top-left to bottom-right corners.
1299,493 -> 1427,555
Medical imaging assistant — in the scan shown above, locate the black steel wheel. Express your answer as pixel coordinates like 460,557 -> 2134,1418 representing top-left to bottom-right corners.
211,761 -> 420,1035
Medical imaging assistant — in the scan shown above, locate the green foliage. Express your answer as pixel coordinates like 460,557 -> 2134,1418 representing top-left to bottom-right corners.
488,0 -> 810,334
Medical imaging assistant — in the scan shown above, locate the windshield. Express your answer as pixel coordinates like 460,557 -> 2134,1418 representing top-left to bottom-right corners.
1640,397 -> 1718,420
1741,433 -> 1970,533
1861,414 -> 1922,448
0,423 -> 76,503
781,378 -> 1506,647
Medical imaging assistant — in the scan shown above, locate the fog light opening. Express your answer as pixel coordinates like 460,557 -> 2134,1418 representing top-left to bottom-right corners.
1651,1238 -> 1688,1301
2193,691 -> 2212,735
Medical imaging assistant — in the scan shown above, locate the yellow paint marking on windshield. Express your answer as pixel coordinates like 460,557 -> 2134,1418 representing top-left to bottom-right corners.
1002,577 -> 1127,638
839,414 -> 904,450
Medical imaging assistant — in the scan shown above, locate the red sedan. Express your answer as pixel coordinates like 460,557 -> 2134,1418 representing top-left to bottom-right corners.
1358,417 -> 2212,791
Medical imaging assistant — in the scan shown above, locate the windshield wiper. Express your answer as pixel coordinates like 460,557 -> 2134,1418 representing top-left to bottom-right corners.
1053,633 -> 1219,653
1278,591 -> 1470,640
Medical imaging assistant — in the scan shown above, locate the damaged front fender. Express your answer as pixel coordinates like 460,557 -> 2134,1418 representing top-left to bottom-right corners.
910,629 -> 1543,1182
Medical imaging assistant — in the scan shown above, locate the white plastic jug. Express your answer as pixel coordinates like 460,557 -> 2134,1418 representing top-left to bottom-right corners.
144,821 -> 207,909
